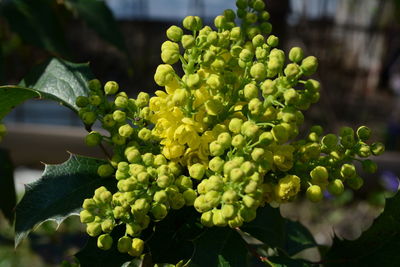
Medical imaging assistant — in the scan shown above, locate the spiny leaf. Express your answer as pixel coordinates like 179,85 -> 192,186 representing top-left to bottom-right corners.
0,86 -> 39,120
324,192 -> 400,266
15,154 -> 114,247
19,57 -> 94,112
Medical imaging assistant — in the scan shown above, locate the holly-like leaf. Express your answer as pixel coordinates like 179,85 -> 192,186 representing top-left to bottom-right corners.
19,57 -> 94,112
75,225 -> 132,267
2,0 -> 70,56
14,154 -> 114,247
190,227 -> 249,267
241,205 -> 285,249
65,0 -> 127,53
0,86 -> 39,120
283,220 -> 317,256
0,148 -> 17,223
324,192 -> 400,266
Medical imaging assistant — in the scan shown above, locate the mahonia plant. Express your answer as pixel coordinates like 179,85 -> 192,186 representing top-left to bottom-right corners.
75,0 -> 385,258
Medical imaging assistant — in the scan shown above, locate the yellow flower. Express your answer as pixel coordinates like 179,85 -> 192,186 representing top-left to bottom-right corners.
161,140 -> 185,159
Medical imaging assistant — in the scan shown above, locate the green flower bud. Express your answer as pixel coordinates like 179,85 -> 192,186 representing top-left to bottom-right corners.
306,185 -> 323,202
138,128 -> 152,141
154,154 -> 167,166
81,111 -> 97,125
181,35 -> 195,49
85,131 -> 102,147
154,64 -> 175,86
238,206 -> 256,222
166,25 -> 183,42
248,98 -> 263,115
183,16 -> 202,31
222,190 -> 238,204
82,198 -> 96,210
230,168 -> 245,182
97,164 -> 114,178
118,236 -> 132,253
252,34 -> 264,47
261,79 -> 276,96
153,190 -> 168,203
209,157 -> 224,173
113,110 -> 126,123
252,0 -> 265,11
161,40 -> 179,51
250,62 -> 266,81
129,238 -> 144,257
206,74 -> 223,90
230,27 -> 241,41
229,118 -> 243,134
217,132 -> 232,148
231,134 -> 246,148
288,47 -> 304,63
371,142 -> 385,156
245,12 -> 258,24
328,179 -> 344,195
267,35 -> 279,47
284,63 -> 300,79
362,159 -> 377,173
241,121 -> 259,139
310,166 -> 328,184
260,22 -> 272,35
356,143 -> 371,158
212,209 -> 227,227
76,96 -> 89,108
356,126 -> 371,141
125,148 -> 141,163
97,234 -> 113,250
119,124 -> 134,138
112,134 -> 126,146
186,73 -> 201,88
258,132 -> 274,145
201,211 -> 214,227
283,88 -> 299,105
310,125 -> 324,136
101,218 -> 115,233
301,56 -> 318,76
321,134 -> 338,150
183,189 -> 197,205
209,141 -> 224,156
88,79 -> 102,92
272,124 -> 289,143
223,9 -> 236,21
346,176 -> 364,190
80,210 -> 94,223
86,222 -> 102,237
161,49 -> 180,65
214,15 -> 227,29
239,48 -> 253,62
151,203 -> 168,220
340,163 -> 356,179
189,163 -> 206,180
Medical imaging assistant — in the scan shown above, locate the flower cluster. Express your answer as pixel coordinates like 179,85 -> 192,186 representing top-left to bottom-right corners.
76,0 -> 384,256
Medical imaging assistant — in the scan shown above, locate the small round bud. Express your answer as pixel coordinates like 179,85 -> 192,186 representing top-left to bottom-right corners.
229,118 -> 243,134
356,126 -> 371,141
301,56 -> 318,76
183,16 -> 202,31
252,0 -> 265,11
81,112 -> 97,125
189,163 -> 206,180
104,81 -> 119,95
97,164 -> 114,178
161,49 -> 180,64
284,63 -> 300,79
371,142 -> 385,156
321,134 -> 338,150
181,35 -> 195,49
88,79 -> 102,91
76,96 -> 89,108
267,35 -> 279,47
129,238 -> 144,257
288,47 -> 304,63
252,34 -> 264,47
306,185 -> 323,202
166,25 -> 183,42
118,236 -> 132,253
85,131 -> 102,147
119,124 -> 134,138
138,128 -> 151,141
80,210 -> 94,223
154,64 -> 175,87
250,63 -> 266,81
231,134 -> 246,148
328,179 -> 344,195
341,163 -> 356,179
346,176 -> 364,190
113,110 -> 126,123
86,222 -> 102,237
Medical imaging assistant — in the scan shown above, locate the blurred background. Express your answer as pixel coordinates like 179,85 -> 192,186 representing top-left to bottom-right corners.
1,0 -> 400,266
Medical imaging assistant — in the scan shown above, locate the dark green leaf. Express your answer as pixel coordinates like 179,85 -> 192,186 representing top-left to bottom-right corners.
190,227 -> 249,267
241,205 -> 285,248
324,192 -> 400,266
76,225 -> 132,267
2,0 -> 69,56
65,0 -> 126,52
0,148 -> 17,223
284,220 -> 317,256
0,86 -> 39,120
15,154 -> 114,246
20,57 -> 94,112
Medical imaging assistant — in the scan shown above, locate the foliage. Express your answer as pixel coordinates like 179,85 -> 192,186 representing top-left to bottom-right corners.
0,0 -> 395,267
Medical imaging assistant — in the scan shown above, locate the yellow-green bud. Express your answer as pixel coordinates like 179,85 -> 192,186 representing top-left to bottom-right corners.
340,163 -> 356,179
76,96 -> 89,107
119,124 -> 134,138
81,111 -> 97,125
85,131 -> 102,147
201,211 -> 214,227
151,203 -> 168,220
346,176 -> 364,190
129,238 -> 144,257
97,234 -> 113,250
217,132 -> 232,148
252,0 -> 265,11
272,125 -> 289,143
182,16 -> 202,31
138,128 -> 151,141
267,35 -> 279,47
157,175 -> 172,188
166,25 -> 183,42
241,121 -> 259,139
248,98 -> 263,115
206,74 -> 223,90
80,210 -> 94,223
161,49 -> 180,65
371,142 -> 385,156
252,34 -> 264,47
250,62 -> 266,81
212,209 -> 227,227
230,168 -> 244,182
209,157 -> 224,173
239,49 -> 253,62
118,236 -> 132,253
88,79 -> 102,91
101,219 -> 115,233
260,22 -> 272,35
214,15 -> 227,29
229,118 -> 243,134
113,110 -> 126,123
284,63 -> 300,79
301,56 -> 318,76
104,81 -> 119,95
189,163 -> 206,180
153,190 -> 168,203
321,134 -> 338,150
181,35 -> 195,49
289,47 -> 304,63
356,126 -> 371,141
154,64 -> 175,86
231,134 -> 245,148
230,27 -> 241,41
183,189 -> 197,206
205,99 -> 223,116
86,222 -> 102,237
222,190 -> 238,204
306,185 -> 323,202
97,164 -> 114,178
327,179 -> 344,195
357,143 -> 371,158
